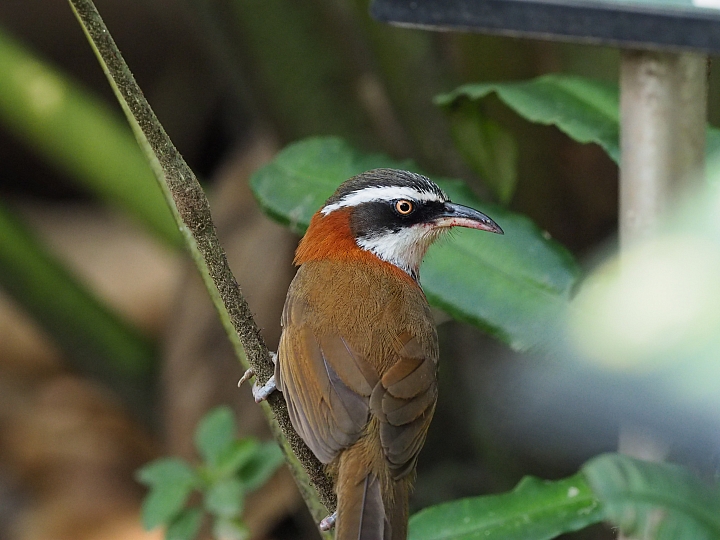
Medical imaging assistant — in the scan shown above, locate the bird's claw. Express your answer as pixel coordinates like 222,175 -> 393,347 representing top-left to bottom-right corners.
238,352 -> 279,401
252,374 -> 277,403
237,368 -> 254,387
319,512 -> 337,531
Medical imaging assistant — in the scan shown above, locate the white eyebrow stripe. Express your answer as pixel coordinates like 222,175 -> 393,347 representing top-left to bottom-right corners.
321,185 -> 446,215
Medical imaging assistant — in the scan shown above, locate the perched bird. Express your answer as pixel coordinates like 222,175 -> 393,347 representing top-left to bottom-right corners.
253,169 -> 502,540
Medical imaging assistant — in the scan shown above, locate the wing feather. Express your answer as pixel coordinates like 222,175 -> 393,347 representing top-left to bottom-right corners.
277,286 -> 377,464
373,335 -> 439,479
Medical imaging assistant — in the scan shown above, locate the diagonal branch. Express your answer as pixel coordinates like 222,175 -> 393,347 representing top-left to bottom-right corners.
67,0 -> 336,531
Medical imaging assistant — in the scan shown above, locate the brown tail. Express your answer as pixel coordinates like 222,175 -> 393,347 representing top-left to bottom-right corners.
335,450 -> 410,540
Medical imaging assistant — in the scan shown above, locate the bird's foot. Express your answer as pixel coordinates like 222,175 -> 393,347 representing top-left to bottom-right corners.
319,512 -> 337,532
237,352 -> 278,403
252,374 -> 276,403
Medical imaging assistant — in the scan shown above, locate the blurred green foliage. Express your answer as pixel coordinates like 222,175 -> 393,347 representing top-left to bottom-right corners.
584,454 -> 720,540
0,27 -> 179,245
137,407 -> 284,540
0,26 -> 178,401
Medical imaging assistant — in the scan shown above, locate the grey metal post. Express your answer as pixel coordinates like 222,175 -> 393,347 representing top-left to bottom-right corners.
619,50 -> 708,248
618,49 -> 707,540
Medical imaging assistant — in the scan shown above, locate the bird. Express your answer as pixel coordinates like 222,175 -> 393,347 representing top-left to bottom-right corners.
251,168 -> 503,540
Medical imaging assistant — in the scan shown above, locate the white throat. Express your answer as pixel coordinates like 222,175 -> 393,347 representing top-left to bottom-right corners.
356,225 -> 444,280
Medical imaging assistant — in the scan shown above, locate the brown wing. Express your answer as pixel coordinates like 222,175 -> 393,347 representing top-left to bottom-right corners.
370,332 -> 438,479
276,291 -> 379,464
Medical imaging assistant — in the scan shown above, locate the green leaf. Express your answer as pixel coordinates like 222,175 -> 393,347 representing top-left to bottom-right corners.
583,454 -> 720,540
136,458 -> 198,528
238,441 -> 285,492
212,517 -> 250,540
0,27 -> 180,246
137,459 -> 198,529
446,99 -> 518,203
195,407 -> 237,468
205,478 -> 245,518
250,137 -> 579,349
136,457 -> 197,487
166,508 -> 203,540
436,75 -> 620,162
435,74 -> 720,167
409,472 -> 603,540
214,438 -> 261,478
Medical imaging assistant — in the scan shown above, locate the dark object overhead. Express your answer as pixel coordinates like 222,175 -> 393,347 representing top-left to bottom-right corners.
371,0 -> 720,53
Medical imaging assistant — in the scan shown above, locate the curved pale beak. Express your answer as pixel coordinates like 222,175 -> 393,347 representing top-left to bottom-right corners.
433,202 -> 504,234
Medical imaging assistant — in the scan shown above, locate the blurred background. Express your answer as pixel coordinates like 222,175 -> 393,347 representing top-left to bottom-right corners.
0,1 -> 718,539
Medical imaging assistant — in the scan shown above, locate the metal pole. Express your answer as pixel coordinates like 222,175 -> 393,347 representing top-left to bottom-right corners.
618,49 -> 707,540
619,50 -> 707,248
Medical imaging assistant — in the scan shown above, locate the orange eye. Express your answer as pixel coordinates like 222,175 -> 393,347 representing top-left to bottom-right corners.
395,199 -> 414,215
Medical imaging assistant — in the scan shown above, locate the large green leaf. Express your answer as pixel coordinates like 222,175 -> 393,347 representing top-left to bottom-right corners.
409,472 -> 602,540
583,454 -> 720,540
251,137 -> 579,349
0,27 -> 180,245
436,74 -> 720,165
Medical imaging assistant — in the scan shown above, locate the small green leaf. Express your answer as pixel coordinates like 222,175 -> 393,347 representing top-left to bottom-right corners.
583,453 -> 720,540
205,478 -> 245,518
136,458 -> 198,530
213,517 -> 250,540
137,458 -> 196,487
238,441 -> 285,492
141,483 -> 195,530
166,508 -> 203,540
409,472 -> 603,540
447,99 -> 518,204
214,438 -> 261,478
195,407 -> 237,468
250,137 -> 579,349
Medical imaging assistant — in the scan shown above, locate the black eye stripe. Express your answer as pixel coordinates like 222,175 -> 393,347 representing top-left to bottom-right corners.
349,200 -> 448,240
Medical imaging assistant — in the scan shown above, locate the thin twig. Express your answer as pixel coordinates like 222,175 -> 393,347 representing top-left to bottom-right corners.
67,0 -> 336,530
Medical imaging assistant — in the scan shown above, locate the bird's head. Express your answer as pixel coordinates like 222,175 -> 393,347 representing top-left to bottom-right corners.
295,169 -> 503,280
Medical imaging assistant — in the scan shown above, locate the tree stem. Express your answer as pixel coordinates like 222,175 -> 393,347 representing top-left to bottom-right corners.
67,0 -> 336,532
